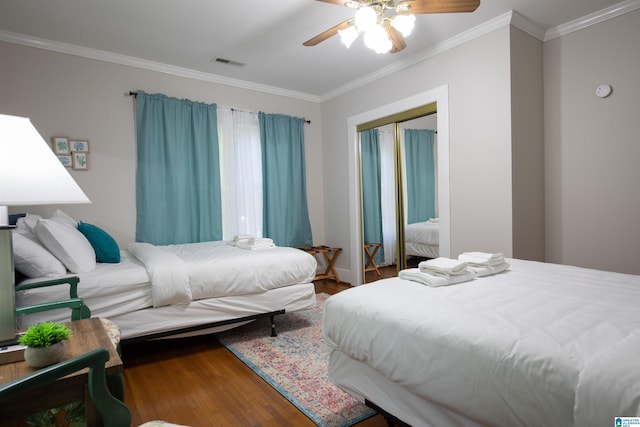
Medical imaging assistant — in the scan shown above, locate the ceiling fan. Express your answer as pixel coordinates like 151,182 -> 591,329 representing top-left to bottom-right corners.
303,0 -> 480,54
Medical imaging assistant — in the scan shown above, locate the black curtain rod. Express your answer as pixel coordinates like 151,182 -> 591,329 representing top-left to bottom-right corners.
128,91 -> 310,124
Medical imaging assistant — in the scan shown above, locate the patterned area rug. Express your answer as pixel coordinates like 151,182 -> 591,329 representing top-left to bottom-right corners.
217,293 -> 376,427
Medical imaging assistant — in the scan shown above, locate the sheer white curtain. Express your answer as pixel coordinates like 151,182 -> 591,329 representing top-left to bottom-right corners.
217,106 -> 263,239
378,126 -> 397,266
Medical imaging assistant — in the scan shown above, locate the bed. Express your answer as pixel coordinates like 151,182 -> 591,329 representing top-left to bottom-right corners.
13,212 -> 317,342
323,258 -> 640,427
405,219 -> 439,258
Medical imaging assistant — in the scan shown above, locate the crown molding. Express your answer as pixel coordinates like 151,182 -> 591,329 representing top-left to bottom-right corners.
510,10 -> 546,40
321,11 -> 515,101
321,1 -> 640,100
544,0 -> 640,41
0,29 -> 322,103
2,0 -> 638,104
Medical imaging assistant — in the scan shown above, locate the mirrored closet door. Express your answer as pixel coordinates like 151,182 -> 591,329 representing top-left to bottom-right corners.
359,104 -> 438,283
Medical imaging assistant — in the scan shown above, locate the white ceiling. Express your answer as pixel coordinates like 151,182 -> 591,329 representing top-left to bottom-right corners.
0,0 -> 634,101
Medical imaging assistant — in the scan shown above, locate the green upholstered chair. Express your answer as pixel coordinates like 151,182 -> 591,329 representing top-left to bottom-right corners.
0,347 -> 189,427
15,276 -> 91,320
15,276 -> 125,401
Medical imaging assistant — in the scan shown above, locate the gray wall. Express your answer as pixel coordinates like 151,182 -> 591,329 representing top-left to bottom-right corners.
0,40 -> 325,247
511,26 -> 545,262
322,26 -> 517,283
2,8 -> 639,279
544,8 -> 640,274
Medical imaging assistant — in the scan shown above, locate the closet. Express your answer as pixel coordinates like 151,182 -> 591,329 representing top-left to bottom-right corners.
358,103 -> 438,283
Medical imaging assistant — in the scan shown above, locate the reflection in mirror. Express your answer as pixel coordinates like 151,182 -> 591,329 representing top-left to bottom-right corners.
400,115 -> 439,269
361,125 -> 397,282
360,113 -> 439,283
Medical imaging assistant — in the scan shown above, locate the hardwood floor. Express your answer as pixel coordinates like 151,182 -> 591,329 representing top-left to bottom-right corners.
121,278 -> 392,427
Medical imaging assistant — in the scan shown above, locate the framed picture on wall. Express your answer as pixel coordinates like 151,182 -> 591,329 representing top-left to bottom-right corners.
69,139 -> 90,152
52,137 -> 70,154
57,155 -> 73,168
72,152 -> 89,170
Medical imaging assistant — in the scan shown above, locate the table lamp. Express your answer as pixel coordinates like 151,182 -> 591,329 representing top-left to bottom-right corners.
0,114 -> 90,345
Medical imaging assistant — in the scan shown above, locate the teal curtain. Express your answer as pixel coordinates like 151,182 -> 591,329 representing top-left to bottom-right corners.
404,129 -> 435,224
135,91 -> 222,245
258,112 -> 312,247
360,129 -> 384,264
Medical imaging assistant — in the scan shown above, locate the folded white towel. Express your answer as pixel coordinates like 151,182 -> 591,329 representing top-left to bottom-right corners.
419,257 -> 468,275
248,237 -> 273,245
228,235 -> 253,246
427,218 -> 439,223
236,242 -> 275,250
467,261 -> 510,277
234,234 -> 253,242
458,252 -> 505,266
399,268 -> 475,287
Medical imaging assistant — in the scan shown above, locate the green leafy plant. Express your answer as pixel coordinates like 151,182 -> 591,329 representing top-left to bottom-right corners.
19,322 -> 72,348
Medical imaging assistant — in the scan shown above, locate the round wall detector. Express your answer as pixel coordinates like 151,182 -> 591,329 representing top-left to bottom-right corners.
596,84 -> 612,98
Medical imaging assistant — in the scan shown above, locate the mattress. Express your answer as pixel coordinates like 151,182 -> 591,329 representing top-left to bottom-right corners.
405,242 -> 439,258
17,241 -> 317,338
323,259 -> 640,427
405,221 -> 439,258
405,220 -> 439,246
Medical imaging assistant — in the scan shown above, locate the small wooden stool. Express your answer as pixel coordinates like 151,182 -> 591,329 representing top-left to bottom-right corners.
363,242 -> 382,277
301,245 -> 342,283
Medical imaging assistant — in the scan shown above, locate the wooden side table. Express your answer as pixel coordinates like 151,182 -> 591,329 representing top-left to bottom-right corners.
301,245 -> 342,283
0,317 -> 123,425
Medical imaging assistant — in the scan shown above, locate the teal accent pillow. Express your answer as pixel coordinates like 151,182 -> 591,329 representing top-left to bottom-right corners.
77,222 -> 121,263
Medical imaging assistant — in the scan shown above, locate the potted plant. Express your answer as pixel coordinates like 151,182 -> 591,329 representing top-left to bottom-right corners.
19,321 -> 72,368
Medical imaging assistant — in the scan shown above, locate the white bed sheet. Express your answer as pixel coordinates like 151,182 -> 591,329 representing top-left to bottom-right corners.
159,240 -> 316,299
17,250 -> 152,326
323,259 -> 640,427
405,221 -> 439,246
329,349 -> 485,427
17,241 -> 317,338
405,242 -> 439,258
116,282 -> 316,340
405,221 -> 439,258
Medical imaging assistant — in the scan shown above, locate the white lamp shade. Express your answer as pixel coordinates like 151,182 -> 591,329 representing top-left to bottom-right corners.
364,25 -> 392,54
391,14 -> 415,37
0,114 -> 91,206
338,26 -> 359,48
355,6 -> 377,32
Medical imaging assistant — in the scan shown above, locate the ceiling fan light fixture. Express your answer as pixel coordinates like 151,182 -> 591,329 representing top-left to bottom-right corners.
354,6 -> 377,32
391,14 -> 415,37
338,26 -> 359,48
364,24 -> 392,54
396,3 -> 411,13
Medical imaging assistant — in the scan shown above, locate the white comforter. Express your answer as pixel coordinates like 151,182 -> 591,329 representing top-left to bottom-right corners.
405,221 -> 439,245
129,240 -> 316,307
323,259 -> 640,426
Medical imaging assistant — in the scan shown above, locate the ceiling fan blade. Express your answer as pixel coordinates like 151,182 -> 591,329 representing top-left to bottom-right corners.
315,0 -> 349,5
303,19 -> 353,46
386,25 -> 407,53
396,0 -> 480,14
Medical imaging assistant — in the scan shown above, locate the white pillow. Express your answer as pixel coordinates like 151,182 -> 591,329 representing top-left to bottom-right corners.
15,213 -> 43,238
50,209 -> 78,228
35,219 -> 96,273
11,231 -> 67,278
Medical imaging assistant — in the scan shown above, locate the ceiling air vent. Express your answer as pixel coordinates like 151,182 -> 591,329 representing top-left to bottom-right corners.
211,57 -> 244,67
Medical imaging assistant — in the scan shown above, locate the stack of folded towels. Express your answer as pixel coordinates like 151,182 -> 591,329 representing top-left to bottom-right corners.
399,257 -> 475,287
234,236 -> 275,250
229,235 -> 252,246
457,251 -> 509,277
